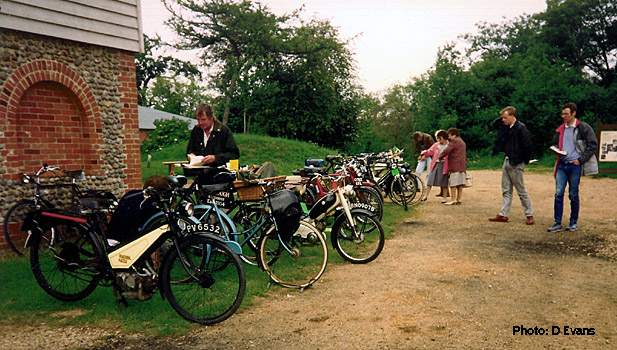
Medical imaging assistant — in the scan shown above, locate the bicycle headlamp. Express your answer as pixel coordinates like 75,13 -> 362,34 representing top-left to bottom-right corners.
344,185 -> 356,198
182,201 -> 194,216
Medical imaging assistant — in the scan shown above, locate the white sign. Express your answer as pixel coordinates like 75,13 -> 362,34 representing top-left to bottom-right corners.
599,131 -> 617,162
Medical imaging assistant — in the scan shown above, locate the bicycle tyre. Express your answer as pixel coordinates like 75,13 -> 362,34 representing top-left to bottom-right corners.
388,174 -> 416,207
399,176 -> 408,211
406,172 -> 426,206
30,222 -> 102,301
331,211 -> 384,264
161,234 -> 246,325
300,186 -> 318,209
258,220 -> 327,289
4,200 -> 38,256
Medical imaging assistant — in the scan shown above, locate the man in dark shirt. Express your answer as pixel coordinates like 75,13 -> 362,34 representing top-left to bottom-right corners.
186,103 -> 239,167
489,106 -> 534,225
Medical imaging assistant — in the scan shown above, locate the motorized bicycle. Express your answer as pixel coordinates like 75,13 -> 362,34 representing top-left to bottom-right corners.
23,177 -> 246,325
302,175 -> 385,264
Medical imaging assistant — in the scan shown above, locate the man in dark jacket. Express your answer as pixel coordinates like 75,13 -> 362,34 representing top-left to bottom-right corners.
186,103 -> 239,167
547,102 -> 598,232
489,106 -> 534,225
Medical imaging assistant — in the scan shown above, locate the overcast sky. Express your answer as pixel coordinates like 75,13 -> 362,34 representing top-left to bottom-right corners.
140,0 -> 547,93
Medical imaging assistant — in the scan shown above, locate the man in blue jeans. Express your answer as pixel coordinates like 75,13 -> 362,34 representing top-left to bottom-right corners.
548,102 -> 598,232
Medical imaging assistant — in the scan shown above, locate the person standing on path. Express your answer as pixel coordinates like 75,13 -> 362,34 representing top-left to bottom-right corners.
489,106 -> 534,225
420,130 -> 450,202
438,128 -> 466,205
413,131 -> 435,183
547,102 -> 598,232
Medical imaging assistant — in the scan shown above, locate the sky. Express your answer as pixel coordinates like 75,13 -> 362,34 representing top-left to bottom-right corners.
139,0 -> 547,94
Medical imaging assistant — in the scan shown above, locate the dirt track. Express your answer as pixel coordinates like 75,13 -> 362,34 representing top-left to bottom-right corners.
2,170 -> 617,349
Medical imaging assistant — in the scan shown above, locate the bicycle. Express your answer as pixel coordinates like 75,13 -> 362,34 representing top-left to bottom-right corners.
3,164 -> 116,256
23,178 -> 246,325
293,157 -> 384,220
303,175 -> 385,264
359,151 -> 426,209
172,170 -> 328,291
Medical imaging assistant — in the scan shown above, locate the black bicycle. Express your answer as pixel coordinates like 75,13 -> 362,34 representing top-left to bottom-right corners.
3,164 -> 116,256
24,177 -> 246,325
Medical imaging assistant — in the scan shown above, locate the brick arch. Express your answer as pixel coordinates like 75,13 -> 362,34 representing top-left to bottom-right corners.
0,59 -> 103,178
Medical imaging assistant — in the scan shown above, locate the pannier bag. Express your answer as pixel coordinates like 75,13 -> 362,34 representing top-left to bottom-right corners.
269,189 -> 302,241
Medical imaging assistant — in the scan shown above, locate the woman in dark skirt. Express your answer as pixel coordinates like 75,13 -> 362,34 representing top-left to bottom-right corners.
420,130 -> 450,202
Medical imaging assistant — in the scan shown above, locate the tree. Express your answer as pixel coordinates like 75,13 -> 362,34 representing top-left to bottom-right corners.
162,0 -> 362,150
135,35 -> 201,105
143,77 -> 213,118
538,0 -> 617,86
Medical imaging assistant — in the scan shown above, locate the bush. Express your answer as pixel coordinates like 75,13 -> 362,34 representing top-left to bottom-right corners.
141,118 -> 191,153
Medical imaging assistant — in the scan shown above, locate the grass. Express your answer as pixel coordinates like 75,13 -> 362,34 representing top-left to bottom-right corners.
3,133 -> 607,336
142,133 -> 337,180
0,134 -> 412,338
0,205 -> 413,337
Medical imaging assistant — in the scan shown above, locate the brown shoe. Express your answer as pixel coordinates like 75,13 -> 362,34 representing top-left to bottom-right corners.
526,216 -> 535,225
489,215 -> 508,222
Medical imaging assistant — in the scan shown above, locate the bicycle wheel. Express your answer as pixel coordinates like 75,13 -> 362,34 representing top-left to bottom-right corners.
331,211 -> 384,264
352,186 -> 384,220
30,222 -> 102,301
389,174 -> 416,208
4,200 -> 38,256
161,234 -> 245,325
258,220 -> 327,289
406,172 -> 426,206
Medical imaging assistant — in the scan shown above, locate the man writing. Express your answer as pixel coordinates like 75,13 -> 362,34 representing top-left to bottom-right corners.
547,102 -> 598,232
489,106 -> 534,225
186,103 -> 239,167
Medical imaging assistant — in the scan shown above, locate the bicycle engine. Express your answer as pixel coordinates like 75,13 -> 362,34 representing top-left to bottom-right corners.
115,268 -> 157,301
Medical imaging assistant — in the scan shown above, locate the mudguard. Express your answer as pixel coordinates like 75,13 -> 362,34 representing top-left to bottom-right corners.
23,209 -> 89,247
330,208 -> 376,247
22,209 -> 105,265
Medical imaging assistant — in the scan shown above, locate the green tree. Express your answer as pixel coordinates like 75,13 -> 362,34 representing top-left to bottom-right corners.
135,35 -> 201,106
539,0 -> 617,86
143,77 -> 213,118
163,0 -> 361,150
141,118 -> 191,153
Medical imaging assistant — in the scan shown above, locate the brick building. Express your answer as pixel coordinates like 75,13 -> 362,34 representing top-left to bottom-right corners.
0,0 -> 144,251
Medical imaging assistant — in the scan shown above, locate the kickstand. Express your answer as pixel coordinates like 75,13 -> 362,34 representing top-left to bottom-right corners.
112,285 -> 128,312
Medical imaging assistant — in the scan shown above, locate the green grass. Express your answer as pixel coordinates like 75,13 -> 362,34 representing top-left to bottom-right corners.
0,205 -> 412,337
4,133 -> 590,336
142,133 -> 337,180
0,134 -> 413,338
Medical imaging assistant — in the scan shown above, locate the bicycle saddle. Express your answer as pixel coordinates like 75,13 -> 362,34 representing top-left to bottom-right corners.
167,175 -> 188,187
65,170 -> 85,181
80,197 -> 114,210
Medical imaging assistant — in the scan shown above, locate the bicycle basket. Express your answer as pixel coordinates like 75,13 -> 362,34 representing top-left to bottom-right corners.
269,189 -> 302,241
233,176 -> 286,201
